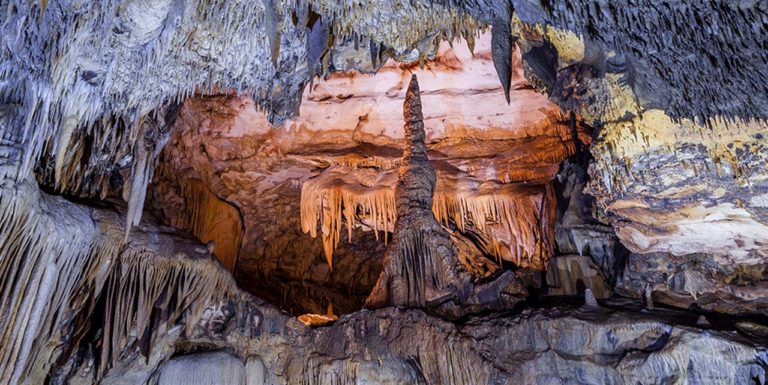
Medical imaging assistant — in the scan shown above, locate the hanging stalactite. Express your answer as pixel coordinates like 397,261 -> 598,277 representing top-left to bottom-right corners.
300,170 -> 556,270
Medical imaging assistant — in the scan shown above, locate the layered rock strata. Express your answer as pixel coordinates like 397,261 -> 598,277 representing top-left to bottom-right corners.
515,20 -> 768,315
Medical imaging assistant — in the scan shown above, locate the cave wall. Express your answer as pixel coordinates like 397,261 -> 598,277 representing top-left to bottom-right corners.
511,17 -> 768,314
144,15 -> 768,317
1,174 -> 766,384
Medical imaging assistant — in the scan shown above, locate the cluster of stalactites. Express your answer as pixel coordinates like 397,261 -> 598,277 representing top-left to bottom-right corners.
9,98 -> 177,240
98,248 -> 239,376
312,0 -> 486,57
0,0 -> 508,187
433,188 -> 554,268
0,0 -> 483,183
1,0 -> 289,238
0,177 -> 246,383
300,175 -> 555,269
300,179 -> 396,269
0,181 -> 101,385
1,0 -> 517,249
2,0 -> 265,168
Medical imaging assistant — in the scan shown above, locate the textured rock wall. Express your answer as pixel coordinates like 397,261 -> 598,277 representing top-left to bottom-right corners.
0,178 -> 263,384
3,176 -> 767,385
546,254 -> 612,299
510,10 -> 768,314
3,1 -> 768,382
160,178 -> 243,271
582,109 -> 768,263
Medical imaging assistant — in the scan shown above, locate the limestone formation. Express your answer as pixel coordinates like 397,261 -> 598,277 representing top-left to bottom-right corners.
151,34 -> 580,315
364,74 -> 470,314
2,0 -> 768,383
546,254 -> 611,299
1,178 -> 766,385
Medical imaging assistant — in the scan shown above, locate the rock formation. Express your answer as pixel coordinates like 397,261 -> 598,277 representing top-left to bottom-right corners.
1,0 -> 768,384
1,176 -> 766,385
364,74 -> 471,314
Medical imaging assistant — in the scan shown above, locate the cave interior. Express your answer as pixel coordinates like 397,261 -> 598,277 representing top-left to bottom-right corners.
1,1 -> 768,384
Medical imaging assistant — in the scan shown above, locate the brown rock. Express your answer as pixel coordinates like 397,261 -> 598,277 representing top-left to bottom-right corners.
365,75 -> 471,314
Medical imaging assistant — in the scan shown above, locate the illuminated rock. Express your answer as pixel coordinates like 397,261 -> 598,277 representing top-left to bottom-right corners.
364,74 -> 470,312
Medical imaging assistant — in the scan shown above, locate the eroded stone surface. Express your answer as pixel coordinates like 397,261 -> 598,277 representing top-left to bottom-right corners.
516,17 -> 768,316
3,1 -> 768,383
2,178 -> 767,385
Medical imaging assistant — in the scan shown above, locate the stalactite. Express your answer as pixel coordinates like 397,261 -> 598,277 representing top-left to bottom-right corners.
262,0 -> 282,67
300,173 -> 396,269
491,12 -> 514,104
123,105 -> 176,238
433,183 -> 556,269
301,171 -> 556,269
0,179 -> 102,384
98,246 -> 240,377
0,173 -> 250,383
52,116 -> 77,187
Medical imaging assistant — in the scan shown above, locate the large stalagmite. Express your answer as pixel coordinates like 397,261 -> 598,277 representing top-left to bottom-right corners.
365,75 -> 470,313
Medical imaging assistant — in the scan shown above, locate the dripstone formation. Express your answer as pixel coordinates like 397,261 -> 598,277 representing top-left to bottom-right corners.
1,1 -> 768,384
365,75 -> 470,314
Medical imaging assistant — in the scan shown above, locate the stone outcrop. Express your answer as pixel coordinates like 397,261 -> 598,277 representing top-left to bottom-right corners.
513,15 -> 768,316
586,112 -> 768,264
617,252 -> 768,316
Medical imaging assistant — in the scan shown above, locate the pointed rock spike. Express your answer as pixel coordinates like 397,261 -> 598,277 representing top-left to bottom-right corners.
370,38 -> 379,68
491,17 -> 513,104
262,0 -> 281,67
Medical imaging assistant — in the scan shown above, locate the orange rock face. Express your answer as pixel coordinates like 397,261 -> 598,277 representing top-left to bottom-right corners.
151,32 -> 588,313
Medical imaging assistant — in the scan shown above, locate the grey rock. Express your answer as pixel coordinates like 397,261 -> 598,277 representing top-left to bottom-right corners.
157,352 -> 245,385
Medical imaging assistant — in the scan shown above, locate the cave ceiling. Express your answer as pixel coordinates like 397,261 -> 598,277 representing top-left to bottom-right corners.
3,0 -> 765,259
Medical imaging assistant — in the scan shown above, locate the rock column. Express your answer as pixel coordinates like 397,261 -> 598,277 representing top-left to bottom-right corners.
365,75 -> 470,315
